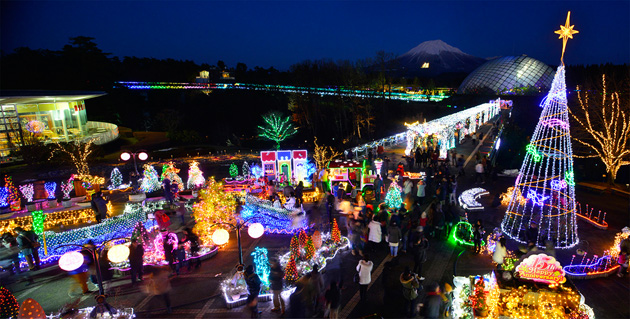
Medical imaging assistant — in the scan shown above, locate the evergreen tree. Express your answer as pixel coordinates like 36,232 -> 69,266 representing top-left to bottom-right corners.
242,161 -> 251,178
229,163 -> 238,178
192,177 -> 238,245
290,235 -> 300,259
140,164 -> 161,192
331,219 -> 341,244
187,161 -> 205,189
385,183 -> 403,209
110,167 -> 123,189
283,256 -> 299,283
3,176 -> 19,203
161,162 -> 184,191
304,237 -> 315,260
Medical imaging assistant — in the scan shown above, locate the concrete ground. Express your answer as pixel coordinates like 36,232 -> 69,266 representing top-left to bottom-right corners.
5,121 -> 629,318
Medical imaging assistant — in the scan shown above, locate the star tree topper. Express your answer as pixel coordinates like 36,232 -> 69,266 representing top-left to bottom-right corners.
555,11 -> 579,65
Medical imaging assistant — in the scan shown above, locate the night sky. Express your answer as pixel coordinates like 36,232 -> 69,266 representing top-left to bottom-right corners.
2,1 -> 628,70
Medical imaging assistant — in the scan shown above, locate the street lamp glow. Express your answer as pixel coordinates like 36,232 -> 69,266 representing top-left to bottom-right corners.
212,228 -> 230,245
59,251 -> 84,271
120,152 -> 131,161
138,152 -> 149,161
247,223 -> 264,239
107,244 -> 130,263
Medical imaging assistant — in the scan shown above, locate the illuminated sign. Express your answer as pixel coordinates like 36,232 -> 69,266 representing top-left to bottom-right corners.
515,253 -> 566,286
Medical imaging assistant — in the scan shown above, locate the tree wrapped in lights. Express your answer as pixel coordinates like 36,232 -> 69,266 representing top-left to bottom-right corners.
0,287 -> 18,319
44,182 -> 57,199
252,246 -> 271,286
110,168 -> 123,189
229,163 -> 238,178
31,210 -> 45,235
313,137 -> 342,170
258,112 -> 298,150
161,162 -> 184,191
242,161 -> 250,178
289,235 -> 300,259
502,13 -> 579,249
187,161 -> 205,189
283,256 -> 299,283
569,74 -> 629,185
304,237 -> 315,260
298,229 -> 308,249
19,184 -> 34,203
331,219 -> 341,243
192,177 -> 237,245
385,182 -> 403,209
4,176 -> 19,204
61,177 -> 74,199
140,164 -> 161,192
49,139 -> 95,175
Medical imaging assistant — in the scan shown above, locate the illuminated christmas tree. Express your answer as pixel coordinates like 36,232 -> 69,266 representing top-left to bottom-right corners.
110,168 -> 123,189
229,163 -> 238,178
242,161 -> 250,178
298,229 -> 308,249
192,177 -> 238,245
289,235 -> 300,259
252,247 -> 270,285
187,161 -> 205,189
44,182 -> 57,199
61,177 -> 74,199
140,164 -> 161,192
385,183 -> 403,209
161,162 -> 184,191
31,210 -> 45,235
0,287 -> 18,319
0,188 -> 8,207
331,219 -> 341,243
501,12 -> 579,249
283,256 -> 299,283
304,237 -> 315,260
4,176 -> 19,204
19,184 -> 34,203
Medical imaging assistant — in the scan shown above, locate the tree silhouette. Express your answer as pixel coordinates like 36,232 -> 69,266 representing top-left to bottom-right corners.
258,112 -> 297,149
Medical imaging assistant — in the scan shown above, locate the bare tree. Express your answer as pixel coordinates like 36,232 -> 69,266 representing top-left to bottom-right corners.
313,137 -> 342,170
569,74 -> 630,185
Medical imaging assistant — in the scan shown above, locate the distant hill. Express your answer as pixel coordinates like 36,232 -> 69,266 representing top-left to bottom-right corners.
396,40 -> 487,77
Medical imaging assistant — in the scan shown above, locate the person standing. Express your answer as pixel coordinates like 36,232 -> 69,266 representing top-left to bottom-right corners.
415,148 -> 422,169
475,161 -> 485,184
493,237 -> 508,271
423,283 -> 444,319
129,239 -> 144,286
269,261 -> 285,314
473,219 -> 484,254
412,234 -> 428,279
374,175 -> 384,202
67,248 -> 91,295
356,254 -> 373,304
457,155 -> 465,177
245,265 -> 262,318
14,227 -> 40,270
387,222 -> 402,257
403,178 -> 413,201
295,181 -> 304,206
400,267 -> 420,318
449,176 -> 458,206
325,191 -> 336,228
324,281 -> 341,319
367,216 -> 382,252
182,228 -> 201,270
416,180 -> 426,205
1,233 -> 22,275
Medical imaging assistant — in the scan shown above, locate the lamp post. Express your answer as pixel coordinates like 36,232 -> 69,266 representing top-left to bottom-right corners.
120,151 -> 149,175
57,238 -> 129,296
211,217 -> 264,265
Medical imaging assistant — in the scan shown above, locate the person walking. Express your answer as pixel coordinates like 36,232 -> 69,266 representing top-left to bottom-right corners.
92,192 -> 108,221
67,248 -> 91,296
269,260 -> 285,314
14,227 -> 40,270
1,233 -> 22,275
310,264 -> 325,315
416,180 -> 426,205
403,178 -> 413,201
449,176 -> 458,206
356,254 -> 373,303
475,161 -> 485,184
324,281 -> 341,319
387,221 -> 402,257
367,216 -> 382,253
129,239 -> 144,286
412,234 -> 429,279
400,266 -> 420,318
245,265 -> 262,318
142,265 -> 172,313
493,237 -> 508,271
473,219 -> 484,254
295,181 -> 304,206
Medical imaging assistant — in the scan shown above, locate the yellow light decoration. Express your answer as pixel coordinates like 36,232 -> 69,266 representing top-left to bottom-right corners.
212,228 -> 230,246
500,186 -> 527,206
107,244 -> 130,263
554,11 -> 579,65
192,177 -> 238,245
0,208 -> 96,235
72,174 -> 106,185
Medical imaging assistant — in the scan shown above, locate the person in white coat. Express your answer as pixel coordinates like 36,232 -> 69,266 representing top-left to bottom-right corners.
492,237 -> 508,270
356,255 -> 373,304
367,217 -> 382,252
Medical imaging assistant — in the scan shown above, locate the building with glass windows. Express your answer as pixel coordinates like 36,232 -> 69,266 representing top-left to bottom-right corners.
458,55 -> 554,95
0,91 -> 118,160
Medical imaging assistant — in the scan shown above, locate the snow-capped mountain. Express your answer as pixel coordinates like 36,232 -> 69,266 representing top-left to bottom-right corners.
397,40 -> 486,76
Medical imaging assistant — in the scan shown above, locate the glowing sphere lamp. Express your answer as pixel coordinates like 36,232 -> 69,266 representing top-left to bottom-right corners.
107,244 -> 130,263
120,152 -> 131,161
213,228 -> 230,245
248,223 -> 264,239
59,251 -> 84,271
138,152 -> 149,161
